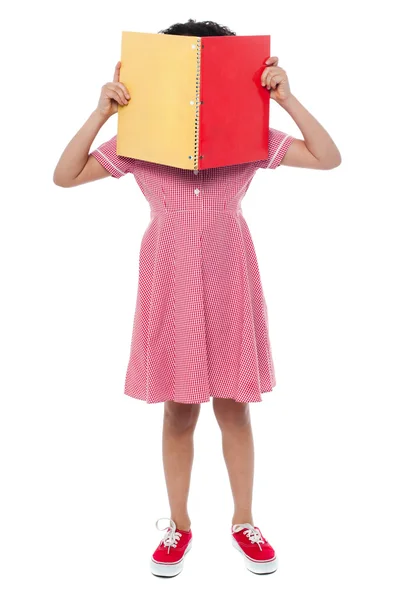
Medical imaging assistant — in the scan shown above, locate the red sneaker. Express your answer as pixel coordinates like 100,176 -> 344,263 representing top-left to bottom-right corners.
232,523 -> 278,574
150,518 -> 193,577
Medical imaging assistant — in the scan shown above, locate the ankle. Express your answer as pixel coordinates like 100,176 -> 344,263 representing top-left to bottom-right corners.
171,515 -> 191,531
232,513 -> 254,526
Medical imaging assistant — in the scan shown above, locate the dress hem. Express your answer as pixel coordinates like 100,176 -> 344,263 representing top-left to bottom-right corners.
123,385 -> 276,405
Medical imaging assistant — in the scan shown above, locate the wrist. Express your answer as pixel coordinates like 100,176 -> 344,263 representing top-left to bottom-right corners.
91,108 -> 110,125
275,93 -> 296,108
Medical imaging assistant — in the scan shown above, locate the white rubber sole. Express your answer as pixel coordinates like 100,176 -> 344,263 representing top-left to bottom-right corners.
150,540 -> 192,577
232,537 -> 278,574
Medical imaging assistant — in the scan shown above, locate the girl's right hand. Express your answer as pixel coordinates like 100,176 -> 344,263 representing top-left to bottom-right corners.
96,61 -> 131,119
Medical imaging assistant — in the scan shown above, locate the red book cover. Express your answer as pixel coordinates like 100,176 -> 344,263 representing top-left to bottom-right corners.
199,35 -> 271,169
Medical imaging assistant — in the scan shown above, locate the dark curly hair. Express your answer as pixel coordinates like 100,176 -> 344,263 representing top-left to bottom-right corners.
158,19 -> 236,37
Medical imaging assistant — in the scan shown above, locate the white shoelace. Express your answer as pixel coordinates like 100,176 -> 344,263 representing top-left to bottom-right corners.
232,523 -> 265,551
155,518 -> 182,554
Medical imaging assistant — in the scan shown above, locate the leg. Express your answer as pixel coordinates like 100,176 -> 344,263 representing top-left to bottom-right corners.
162,401 -> 201,531
212,397 -> 255,526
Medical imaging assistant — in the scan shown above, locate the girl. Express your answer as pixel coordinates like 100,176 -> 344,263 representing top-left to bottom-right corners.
53,19 -> 341,577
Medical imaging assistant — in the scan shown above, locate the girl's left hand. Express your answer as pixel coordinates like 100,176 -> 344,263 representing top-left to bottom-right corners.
261,57 -> 292,103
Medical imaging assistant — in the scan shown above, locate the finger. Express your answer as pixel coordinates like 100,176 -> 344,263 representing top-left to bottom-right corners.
267,74 -> 277,89
115,81 -> 130,99
264,68 -> 284,89
113,61 -> 121,83
267,73 -> 283,90
261,66 -> 276,87
265,56 -> 279,67
109,82 -> 128,104
265,71 -> 275,88
107,83 -> 128,105
108,89 -> 127,106
266,71 -> 278,87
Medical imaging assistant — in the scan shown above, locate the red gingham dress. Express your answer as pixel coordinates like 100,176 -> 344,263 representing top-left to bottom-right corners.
90,128 -> 295,404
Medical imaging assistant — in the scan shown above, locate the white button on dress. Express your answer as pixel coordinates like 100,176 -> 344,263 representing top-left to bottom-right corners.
194,188 -> 200,195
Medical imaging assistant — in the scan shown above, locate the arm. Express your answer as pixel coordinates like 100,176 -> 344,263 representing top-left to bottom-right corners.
262,57 -> 341,170
53,110 -> 111,187
53,61 -> 131,187
277,94 -> 342,170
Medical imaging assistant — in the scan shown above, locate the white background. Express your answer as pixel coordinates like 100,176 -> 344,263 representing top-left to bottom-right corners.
1,0 -> 398,598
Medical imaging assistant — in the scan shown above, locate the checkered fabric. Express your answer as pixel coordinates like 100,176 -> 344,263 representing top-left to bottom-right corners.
90,128 -> 294,404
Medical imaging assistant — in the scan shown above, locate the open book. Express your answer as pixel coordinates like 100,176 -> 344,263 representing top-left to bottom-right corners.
117,31 -> 272,170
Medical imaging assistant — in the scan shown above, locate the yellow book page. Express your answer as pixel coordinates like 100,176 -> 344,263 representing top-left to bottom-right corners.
117,31 -> 198,170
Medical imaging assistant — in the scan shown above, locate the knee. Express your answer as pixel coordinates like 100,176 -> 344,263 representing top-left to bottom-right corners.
163,401 -> 200,435
212,397 -> 251,431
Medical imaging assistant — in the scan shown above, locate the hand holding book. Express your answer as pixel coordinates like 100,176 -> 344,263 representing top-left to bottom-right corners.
96,61 -> 131,120
261,56 -> 292,104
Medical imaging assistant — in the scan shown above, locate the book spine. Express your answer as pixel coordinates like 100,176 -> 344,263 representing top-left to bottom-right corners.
194,37 -> 201,170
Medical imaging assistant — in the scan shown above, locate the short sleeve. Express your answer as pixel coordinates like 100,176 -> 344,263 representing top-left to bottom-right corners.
254,128 -> 295,170
89,135 -> 135,178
